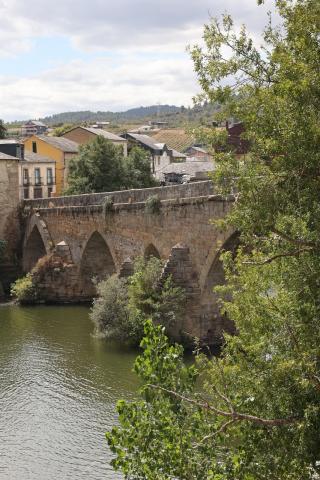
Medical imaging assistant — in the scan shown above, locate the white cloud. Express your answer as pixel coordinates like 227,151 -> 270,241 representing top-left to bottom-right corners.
1,0 -> 276,55
0,54 -> 198,120
0,0 -> 278,119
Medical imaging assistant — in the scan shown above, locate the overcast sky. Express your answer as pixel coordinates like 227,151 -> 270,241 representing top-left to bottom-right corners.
0,0 -> 276,121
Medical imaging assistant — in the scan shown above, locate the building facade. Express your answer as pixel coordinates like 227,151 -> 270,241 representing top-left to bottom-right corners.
62,126 -> 128,155
19,152 -> 56,200
21,121 -> 48,137
24,135 -> 78,195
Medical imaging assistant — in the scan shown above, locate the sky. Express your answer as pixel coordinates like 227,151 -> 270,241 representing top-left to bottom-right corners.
0,0 -> 276,121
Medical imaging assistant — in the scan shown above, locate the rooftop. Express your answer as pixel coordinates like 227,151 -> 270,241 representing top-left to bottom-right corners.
0,139 -> 22,144
23,151 -> 55,164
66,126 -> 125,142
0,152 -> 18,160
35,135 -> 79,153
24,120 -> 47,127
125,133 -> 165,152
150,129 -> 196,153
162,160 -> 214,179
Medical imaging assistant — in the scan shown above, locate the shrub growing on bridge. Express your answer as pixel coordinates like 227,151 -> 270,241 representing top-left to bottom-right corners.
90,256 -> 185,346
11,273 -> 38,304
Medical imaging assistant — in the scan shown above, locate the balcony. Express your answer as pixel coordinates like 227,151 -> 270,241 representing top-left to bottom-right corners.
34,176 -> 43,186
47,176 -> 56,186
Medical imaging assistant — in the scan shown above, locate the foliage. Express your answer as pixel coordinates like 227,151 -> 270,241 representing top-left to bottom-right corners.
102,195 -> 114,216
107,1 -> 320,478
66,138 -> 159,195
145,195 -> 161,214
11,274 -> 38,304
90,257 -> 186,346
123,147 -> 158,189
52,123 -> 74,136
65,136 -> 125,194
0,119 -> 7,139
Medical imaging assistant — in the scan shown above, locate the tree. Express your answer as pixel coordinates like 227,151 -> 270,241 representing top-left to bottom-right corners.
107,1 -> 320,478
123,147 -> 158,189
90,256 -> 186,346
52,123 -> 74,137
65,136 -> 125,194
0,120 -> 7,139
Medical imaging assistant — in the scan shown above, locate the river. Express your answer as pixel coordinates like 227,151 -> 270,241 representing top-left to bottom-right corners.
0,304 -> 139,480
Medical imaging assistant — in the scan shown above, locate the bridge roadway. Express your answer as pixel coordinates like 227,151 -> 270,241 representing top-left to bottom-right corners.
22,181 -> 236,345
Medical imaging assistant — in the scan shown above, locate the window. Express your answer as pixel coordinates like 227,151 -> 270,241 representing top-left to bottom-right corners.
48,187 -> 53,198
33,187 -> 43,199
34,168 -> 41,186
46,167 -> 53,185
32,141 -> 37,153
23,169 -> 29,185
23,188 -> 29,199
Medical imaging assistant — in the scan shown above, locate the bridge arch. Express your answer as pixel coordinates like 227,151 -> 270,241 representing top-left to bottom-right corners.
80,231 -> 116,297
200,232 -> 239,344
144,243 -> 161,260
23,215 -> 53,272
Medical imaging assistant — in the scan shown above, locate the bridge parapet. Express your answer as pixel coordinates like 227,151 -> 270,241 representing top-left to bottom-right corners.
23,180 -> 214,209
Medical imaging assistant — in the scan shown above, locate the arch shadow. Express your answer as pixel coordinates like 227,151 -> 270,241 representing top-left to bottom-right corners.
80,231 -> 116,297
144,243 -> 161,260
23,215 -> 53,272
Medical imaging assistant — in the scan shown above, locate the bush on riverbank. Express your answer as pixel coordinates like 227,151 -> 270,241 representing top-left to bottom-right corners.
11,273 -> 38,304
90,256 -> 186,346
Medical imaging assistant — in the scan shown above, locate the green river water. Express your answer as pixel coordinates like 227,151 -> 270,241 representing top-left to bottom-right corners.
0,304 -> 139,479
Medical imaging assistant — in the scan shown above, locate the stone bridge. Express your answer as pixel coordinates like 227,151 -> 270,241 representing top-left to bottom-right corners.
22,181 -> 236,345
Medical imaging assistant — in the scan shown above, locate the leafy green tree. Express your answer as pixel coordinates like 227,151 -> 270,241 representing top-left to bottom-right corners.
91,257 -> 186,346
124,147 -> 158,189
107,1 -> 320,478
52,123 -> 74,137
0,120 -> 7,139
65,136 -> 125,194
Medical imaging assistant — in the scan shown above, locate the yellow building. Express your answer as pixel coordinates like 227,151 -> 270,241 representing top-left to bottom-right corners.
24,135 -> 79,195
63,126 -> 127,156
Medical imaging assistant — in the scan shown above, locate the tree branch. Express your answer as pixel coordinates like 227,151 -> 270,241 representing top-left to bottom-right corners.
147,384 -> 298,427
242,247 -> 312,266
272,229 -> 317,248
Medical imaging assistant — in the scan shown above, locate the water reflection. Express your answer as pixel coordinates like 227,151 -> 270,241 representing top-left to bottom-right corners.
0,305 -> 138,479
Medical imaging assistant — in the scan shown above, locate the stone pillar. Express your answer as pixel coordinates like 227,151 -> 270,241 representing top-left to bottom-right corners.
118,257 -> 134,278
160,243 -> 202,344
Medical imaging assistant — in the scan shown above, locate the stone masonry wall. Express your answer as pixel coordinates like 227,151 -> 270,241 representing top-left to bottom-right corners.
22,189 -> 235,344
23,180 -> 214,209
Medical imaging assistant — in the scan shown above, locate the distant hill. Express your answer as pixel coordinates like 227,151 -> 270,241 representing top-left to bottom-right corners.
40,105 -> 181,126
6,103 -> 221,129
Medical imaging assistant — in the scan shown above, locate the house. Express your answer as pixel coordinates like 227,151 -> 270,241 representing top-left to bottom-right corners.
226,121 -> 249,156
62,126 -> 127,155
0,139 -> 24,159
19,152 -> 56,200
122,132 -> 180,178
149,121 -> 168,128
21,120 -> 48,137
90,121 -> 110,129
162,160 -> 215,184
23,135 -> 79,195
185,146 -> 213,162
